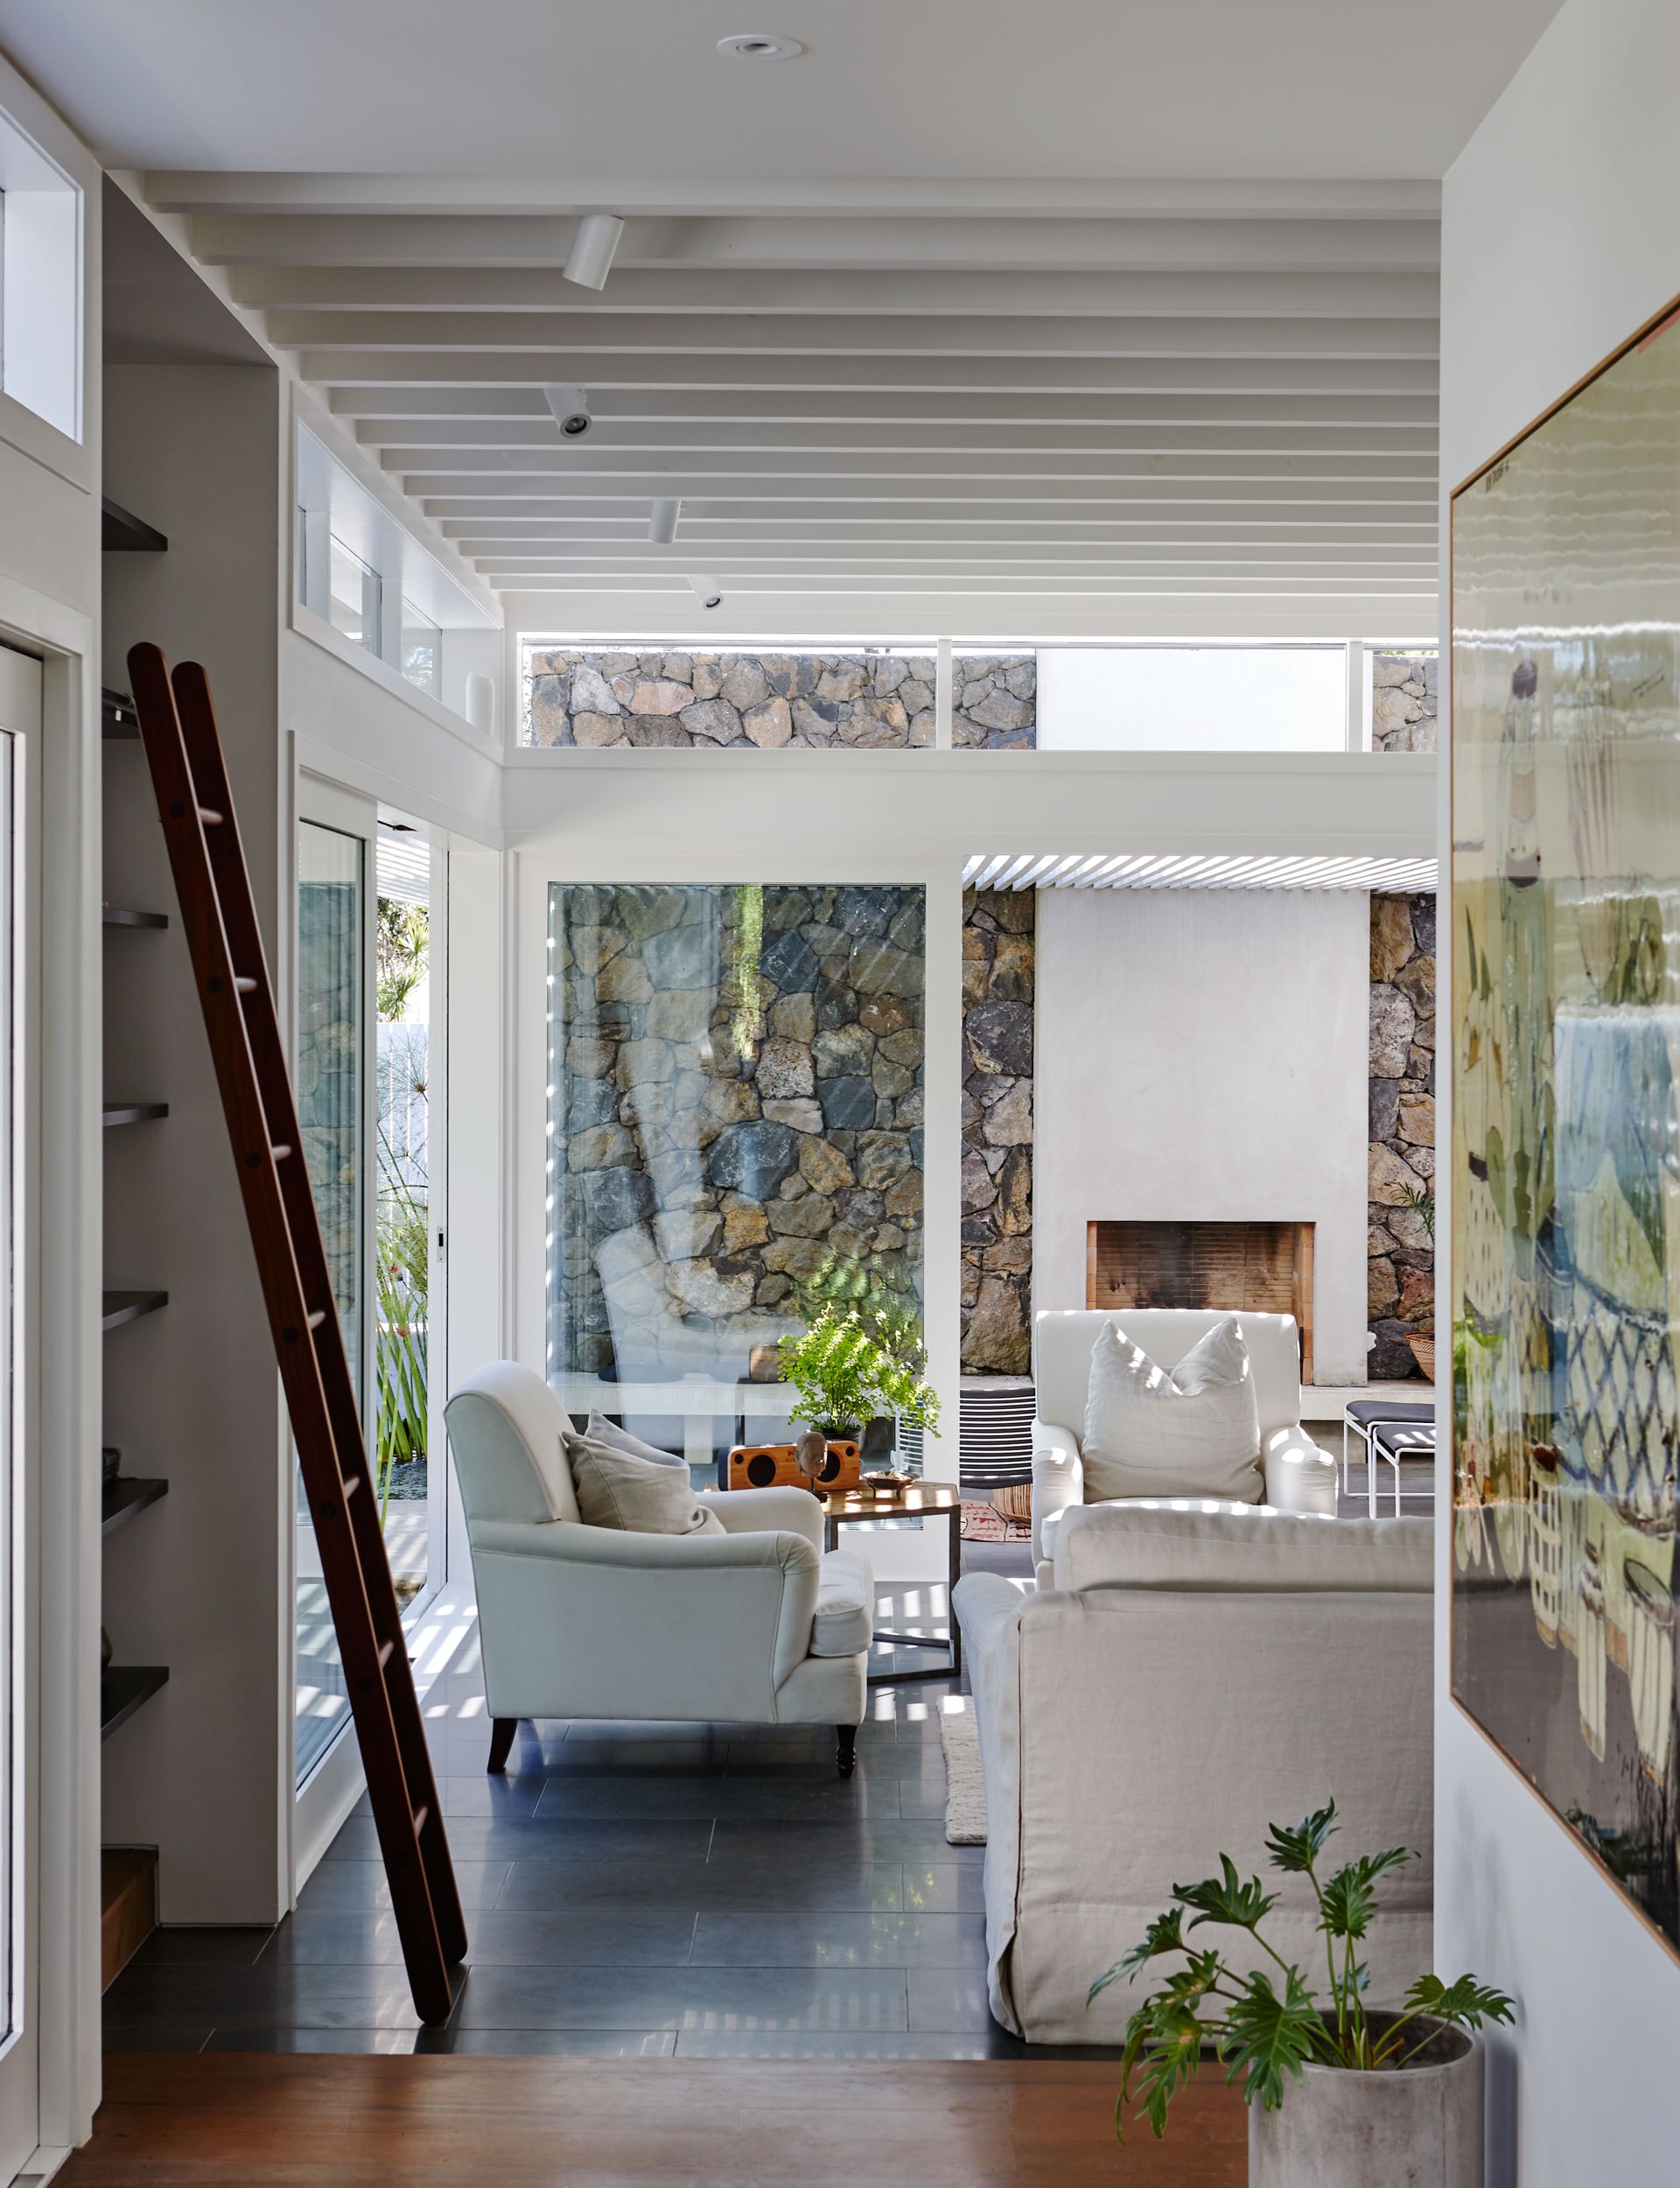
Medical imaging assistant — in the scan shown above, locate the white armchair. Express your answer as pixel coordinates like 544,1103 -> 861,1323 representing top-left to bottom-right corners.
444,1362 -> 872,1776
1031,1309 -> 1335,1587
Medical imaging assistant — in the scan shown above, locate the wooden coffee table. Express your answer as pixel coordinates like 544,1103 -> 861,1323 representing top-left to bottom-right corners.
819,1481 -> 962,1682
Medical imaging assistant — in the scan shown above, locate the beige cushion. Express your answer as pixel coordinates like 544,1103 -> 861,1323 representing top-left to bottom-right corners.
810,1549 -> 874,1657
574,1410 -> 687,1469
1081,1315 -> 1263,1503
1054,1500 -> 1434,1594
570,1437 -> 726,1536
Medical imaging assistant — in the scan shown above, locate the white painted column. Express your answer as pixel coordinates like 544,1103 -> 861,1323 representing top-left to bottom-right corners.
934,639 -> 954,748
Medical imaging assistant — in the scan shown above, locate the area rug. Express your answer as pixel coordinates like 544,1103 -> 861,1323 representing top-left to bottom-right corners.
938,1707 -> 988,1844
959,1497 -> 1030,1542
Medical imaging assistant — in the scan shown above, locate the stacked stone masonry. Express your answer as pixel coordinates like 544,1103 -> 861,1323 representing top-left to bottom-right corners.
1372,650 -> 1438,753
1368,892 -> 1437,1378
961,888 -> 1034,1374
550,883 -> 925,1375
525,649 -> 1035,749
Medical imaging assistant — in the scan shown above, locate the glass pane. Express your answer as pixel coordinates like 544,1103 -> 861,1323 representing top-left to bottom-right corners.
546,884 -> 926,1479
400,600 -> 440,698
327,536 -> 379,653
1036,646 -> 1347,751
295,820 -> 365,1785
375,832 -> 430,1609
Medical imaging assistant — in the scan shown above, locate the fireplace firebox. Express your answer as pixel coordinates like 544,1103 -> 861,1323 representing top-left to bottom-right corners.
1085,1220 -> 1314,1383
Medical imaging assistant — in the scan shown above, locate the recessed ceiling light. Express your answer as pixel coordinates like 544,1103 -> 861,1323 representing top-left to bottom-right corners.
717,32 -> 804,60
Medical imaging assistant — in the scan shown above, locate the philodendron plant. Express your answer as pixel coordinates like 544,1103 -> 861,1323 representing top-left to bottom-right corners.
1090,1801 -> 1513,2142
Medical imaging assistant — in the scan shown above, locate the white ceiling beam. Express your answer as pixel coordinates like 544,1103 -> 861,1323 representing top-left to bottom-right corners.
186,212 -> 1440,275
462,545 -> 1437,572
270,309 -> 1436,361
392,457 -> 1438,491
436,509 -> 1436,538
298,352 -> 1438,396
229,263 -> 1441,319
356,417 -> 1440,454
152,174 -> 1440,219
326,386 -> 1438,425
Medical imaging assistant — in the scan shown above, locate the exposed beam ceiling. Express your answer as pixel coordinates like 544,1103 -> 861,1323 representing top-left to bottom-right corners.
147,176 -> 1441,611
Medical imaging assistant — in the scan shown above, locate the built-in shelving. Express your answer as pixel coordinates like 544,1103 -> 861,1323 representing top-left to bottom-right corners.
100,1666 -> 169,1741
102,905 -> 168,929
101,1291 -> 167,1332
101,500 -> 168,555
102,1476 -> 168,1537
102,1102 -> 169,1128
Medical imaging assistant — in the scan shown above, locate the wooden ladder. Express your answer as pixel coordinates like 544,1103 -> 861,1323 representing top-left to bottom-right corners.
127,643 -> 466,2024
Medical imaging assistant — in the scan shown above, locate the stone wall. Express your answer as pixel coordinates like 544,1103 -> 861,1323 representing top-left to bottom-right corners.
1368,892 -> 1437,1378
524,648 -> 1036,748
960,889 -> 1034,1372
953,656 -> 1036,747
1372,650 -> 1438,753
550,883 -> 925,1375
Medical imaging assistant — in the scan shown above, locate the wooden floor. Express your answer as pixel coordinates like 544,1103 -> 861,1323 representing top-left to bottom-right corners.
63,2053 -> 1248,2185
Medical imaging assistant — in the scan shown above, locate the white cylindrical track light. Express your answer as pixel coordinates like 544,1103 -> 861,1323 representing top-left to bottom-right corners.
543,383 -> 592,436
563,213 -> 625,291
649,498 -> 682,545
687,576 -> 724,610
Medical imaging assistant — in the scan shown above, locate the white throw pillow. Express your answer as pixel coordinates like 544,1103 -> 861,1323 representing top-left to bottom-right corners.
1081,1316 -> 1264,1503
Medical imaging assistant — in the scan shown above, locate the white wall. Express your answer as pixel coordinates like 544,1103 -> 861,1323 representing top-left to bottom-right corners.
1437,3 -> 1680,2180
1033,887 -> 1371,1385
0,44 -> 103,2159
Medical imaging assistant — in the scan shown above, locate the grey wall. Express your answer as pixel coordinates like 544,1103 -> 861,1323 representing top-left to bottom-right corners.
1438,1 -> 1680,2177
100,355 -> 289,1922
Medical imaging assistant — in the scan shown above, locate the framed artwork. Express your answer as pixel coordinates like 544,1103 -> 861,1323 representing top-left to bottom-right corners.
1452,291 -> 1680,1953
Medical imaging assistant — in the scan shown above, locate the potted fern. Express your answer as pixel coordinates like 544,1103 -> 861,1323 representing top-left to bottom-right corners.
778,1304 -> 941,1450
1091,1800 -> 1512,2185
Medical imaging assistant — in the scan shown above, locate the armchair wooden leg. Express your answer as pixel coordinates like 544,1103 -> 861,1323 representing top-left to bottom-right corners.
487,1717 -> 518,1774
836,1724 -> 858,1778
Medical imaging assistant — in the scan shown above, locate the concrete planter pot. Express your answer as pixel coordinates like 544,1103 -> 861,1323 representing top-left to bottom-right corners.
1249,2019 -> 1484,2188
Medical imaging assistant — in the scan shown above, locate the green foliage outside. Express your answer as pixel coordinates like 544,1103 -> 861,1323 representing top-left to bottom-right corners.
1088,1799 -> 1512,2142
778,1303 -> 942,1441
377,900 -> 430,1021
792,1250 -> 923,1368
374,895 -> 429,1511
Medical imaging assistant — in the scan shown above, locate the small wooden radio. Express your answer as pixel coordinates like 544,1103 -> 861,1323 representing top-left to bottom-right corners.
725,1439 -> 863,1492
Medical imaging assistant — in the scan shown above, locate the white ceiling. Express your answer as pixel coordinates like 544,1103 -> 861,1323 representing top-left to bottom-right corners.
0,0 -> 1561,180
3,0 -> 1564,621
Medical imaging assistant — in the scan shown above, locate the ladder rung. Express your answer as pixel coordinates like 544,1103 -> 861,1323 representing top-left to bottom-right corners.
411,1806 -> 429,1836
377,1639 -> 396,1669
197,806 -> 223,824
234,976 -> 257,993
306,1309 -> 326,1329
342,1474 -> 360,1498
271,1142 -> 292,1161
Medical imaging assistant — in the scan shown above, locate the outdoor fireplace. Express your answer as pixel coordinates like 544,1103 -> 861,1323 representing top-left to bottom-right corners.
1086,1220 -> 1314,1382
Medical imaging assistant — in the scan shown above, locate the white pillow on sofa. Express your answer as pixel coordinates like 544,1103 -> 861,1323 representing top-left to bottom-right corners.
1081,1315 -> 1264,1503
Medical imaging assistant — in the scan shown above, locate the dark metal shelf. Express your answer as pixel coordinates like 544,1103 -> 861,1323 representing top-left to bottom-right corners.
102,906 -> 168,929
102,1103 -> 169,1128
102,1476 -> 168,1537
102,501 -> 168,555
100,1666 -> 168,1740
102,1291 -> 167,1332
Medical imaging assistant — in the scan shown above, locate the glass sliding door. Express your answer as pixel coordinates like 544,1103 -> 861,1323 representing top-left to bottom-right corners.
545,883 -> 926,1475
294,818 -> 368,1785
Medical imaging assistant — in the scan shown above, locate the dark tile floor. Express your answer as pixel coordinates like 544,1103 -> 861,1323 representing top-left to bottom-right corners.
104,1563 -> 1097,2061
